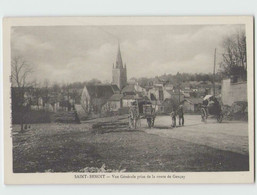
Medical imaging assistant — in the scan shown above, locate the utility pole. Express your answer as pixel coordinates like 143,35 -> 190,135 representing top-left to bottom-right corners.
213,48 -> 217,97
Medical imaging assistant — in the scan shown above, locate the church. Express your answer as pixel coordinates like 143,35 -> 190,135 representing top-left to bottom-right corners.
80,43 -> 127,115
81,43 -> 148,115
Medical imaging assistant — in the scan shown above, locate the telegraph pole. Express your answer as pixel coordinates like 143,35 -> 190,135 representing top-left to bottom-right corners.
213,48 -> 217,97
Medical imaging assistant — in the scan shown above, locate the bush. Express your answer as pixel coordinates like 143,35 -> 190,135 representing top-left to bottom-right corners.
223,101 -> 248,121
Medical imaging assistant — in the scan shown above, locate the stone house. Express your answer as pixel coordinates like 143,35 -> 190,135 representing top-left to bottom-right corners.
121,83 -> 147,107
81,84 -> 119,114
182,98 -> 202,113
102,93 -> 123,113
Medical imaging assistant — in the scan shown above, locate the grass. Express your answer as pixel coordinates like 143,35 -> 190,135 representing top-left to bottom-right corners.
12,122 -> 249,173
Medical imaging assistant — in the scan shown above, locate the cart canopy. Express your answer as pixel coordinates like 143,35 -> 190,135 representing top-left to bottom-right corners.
203,95 -> 213,101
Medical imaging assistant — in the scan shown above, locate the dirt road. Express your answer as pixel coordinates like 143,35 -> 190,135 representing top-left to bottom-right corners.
11,114 -> 249,172
142,115 -> 249,155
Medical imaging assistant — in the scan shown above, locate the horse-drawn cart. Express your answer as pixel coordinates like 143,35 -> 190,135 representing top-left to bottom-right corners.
129,100 -> 156,129
201,95 -> 223,123
142,104 -> 156,128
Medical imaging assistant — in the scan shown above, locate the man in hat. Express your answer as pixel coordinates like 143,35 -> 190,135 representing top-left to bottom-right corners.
177,103 -> 184,126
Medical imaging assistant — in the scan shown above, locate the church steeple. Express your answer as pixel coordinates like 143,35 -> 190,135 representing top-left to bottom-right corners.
112,42 -> 127,90
116,42 -> 123,68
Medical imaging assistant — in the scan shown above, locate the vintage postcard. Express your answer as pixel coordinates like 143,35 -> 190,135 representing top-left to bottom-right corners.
3,16 -> 254,184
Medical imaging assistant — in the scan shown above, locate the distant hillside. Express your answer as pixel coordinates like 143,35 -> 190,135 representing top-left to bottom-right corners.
130,72 -> 223,89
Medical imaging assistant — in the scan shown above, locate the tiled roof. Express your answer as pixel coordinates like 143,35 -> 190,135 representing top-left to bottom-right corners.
121,84 -> 136,93
111,84 -> 120,93
86,84 -> 115,99
109,94 -> 123,101
123,94 -> 136,100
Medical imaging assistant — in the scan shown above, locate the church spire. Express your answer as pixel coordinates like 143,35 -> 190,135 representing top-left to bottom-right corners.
112,41 -> 127,90
116,42 -> 123,68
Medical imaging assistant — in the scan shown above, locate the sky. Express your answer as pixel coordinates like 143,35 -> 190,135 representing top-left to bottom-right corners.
11,24 -> 244,84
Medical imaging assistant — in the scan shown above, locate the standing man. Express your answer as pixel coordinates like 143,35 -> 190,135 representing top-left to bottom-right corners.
177,103 -> 184,126
129,101 -> 140,130
128,105 -> 136,129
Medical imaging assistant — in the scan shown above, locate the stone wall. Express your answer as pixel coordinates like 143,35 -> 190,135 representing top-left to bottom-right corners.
221,79 -> 247,106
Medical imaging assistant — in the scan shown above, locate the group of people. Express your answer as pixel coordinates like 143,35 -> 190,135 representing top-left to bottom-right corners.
170,103 -> 184,128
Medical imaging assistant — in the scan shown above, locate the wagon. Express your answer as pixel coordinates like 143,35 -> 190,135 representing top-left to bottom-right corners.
201,95 -> 223,123
129,100 -> 156,129
142,104 -> 156,128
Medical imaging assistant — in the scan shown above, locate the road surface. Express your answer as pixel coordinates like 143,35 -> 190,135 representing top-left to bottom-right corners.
141,115 -> 249,155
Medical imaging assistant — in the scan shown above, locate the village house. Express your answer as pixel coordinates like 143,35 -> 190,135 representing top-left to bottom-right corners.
102,93 -> 123,113
122,94 -> 135,108
121,83 -> 148,107
182,97 -> 202,113
146,83 -> 186,113
80,84 -> 119,115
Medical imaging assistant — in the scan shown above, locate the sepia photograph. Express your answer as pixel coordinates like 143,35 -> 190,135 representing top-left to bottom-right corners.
3,16 -> 254,184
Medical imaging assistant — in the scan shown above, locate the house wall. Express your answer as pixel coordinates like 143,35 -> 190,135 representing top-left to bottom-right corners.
221,79 -> 247,106
91,98 -> 108,113
122,99 -> 134,107
111,101 -> 121,111
102,101 -> 121,112
163,90 -> 172,99
53,102 -> 60,112
148,87 -> 171,101
134,84 -> 147,95
81,86 -> 91,113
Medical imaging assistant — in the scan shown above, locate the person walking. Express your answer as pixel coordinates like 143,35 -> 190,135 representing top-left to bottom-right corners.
177,103 -> 184,126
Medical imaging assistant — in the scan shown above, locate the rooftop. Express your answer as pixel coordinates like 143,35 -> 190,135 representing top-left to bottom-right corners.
109,94 -> 123,101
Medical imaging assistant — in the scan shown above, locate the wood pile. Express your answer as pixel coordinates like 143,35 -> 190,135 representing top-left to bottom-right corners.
92,121 -> 129,134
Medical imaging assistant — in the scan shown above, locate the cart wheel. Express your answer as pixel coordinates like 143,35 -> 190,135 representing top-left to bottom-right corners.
201,108 -> 207,122
217,113 -> 223,123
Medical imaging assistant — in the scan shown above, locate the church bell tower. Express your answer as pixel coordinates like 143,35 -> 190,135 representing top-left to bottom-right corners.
112,43 -> 127,90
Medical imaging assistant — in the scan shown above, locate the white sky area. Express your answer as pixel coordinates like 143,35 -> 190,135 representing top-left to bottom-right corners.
11,25 -> 244,84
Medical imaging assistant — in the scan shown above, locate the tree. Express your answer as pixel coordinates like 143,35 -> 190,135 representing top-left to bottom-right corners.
52,82 -> 61,93
11,56 -> 33,88
220,30 -> 247,82
42,79 -> 50,109
31,79 -> 42,110
87,78 -> 102,85
11,56 -> 33,132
